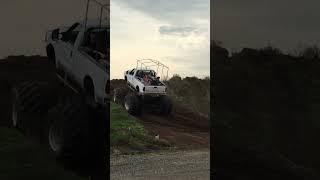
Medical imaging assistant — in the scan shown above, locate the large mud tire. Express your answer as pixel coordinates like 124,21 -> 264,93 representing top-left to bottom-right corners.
124,94 -> 141,115
159,96 -> 172,116
44,98 -> 91,159
44,97 -> 108,177
11,81 -> 58,134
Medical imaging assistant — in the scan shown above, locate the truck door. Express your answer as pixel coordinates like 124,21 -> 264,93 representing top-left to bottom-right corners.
128,69 -> 135,84
60,23 -> 81,77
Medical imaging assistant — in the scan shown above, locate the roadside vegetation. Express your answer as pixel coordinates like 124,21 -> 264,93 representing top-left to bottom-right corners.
212,40 -> 320,179
110,102 -> 172,154
166,75 -> 210,117
0,127 -> 84,180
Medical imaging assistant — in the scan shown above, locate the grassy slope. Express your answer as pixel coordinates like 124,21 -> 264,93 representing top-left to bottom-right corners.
110,102 -> 171,154
0,127 -> 84,180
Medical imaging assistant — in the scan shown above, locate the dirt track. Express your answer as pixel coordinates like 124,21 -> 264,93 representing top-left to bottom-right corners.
111,79 -> 210,150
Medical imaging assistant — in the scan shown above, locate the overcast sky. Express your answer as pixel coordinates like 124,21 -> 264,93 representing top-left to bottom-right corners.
213,0 -> 320,53
110,0 -> 210,79
0,1 -> 86,58
0,0 -> 209,79
0,0 -> 108,58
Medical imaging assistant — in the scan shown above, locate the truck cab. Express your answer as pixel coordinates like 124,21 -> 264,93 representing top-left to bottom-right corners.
45,20 -> 110,106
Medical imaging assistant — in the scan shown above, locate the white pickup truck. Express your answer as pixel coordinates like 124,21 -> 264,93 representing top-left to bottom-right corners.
45,20 -> 110,106
124,68 -> 167,95
114,60 -> 172,116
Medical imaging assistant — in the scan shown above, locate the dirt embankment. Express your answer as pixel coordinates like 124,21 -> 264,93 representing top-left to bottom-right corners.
111,79 -> 210,150
0,56 -> 58,126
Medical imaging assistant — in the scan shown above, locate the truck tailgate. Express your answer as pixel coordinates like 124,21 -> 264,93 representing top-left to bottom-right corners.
145,86 -> 166,94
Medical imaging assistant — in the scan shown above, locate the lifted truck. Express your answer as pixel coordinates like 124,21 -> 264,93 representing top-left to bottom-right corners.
45,20 -> 110,106
10,0 -> 109,178
114,59 -> 172,115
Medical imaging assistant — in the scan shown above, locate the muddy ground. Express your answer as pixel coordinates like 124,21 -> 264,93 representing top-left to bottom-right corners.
111,79 -> 210,150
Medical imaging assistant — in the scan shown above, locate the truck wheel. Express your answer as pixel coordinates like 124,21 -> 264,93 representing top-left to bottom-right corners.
11,81 -> 57,134
113,87 -> 128,105
160,96 -> 172,116
124,94 -> 141,115
44,97 -> 92,162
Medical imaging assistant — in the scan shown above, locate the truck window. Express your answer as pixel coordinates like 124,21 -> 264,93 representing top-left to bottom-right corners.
62,23 -> 80,45
153,71 -> 157,77
80,27 -> 109,61
129,69 -> 135,75
136,70 -> 143,78
68,31 -> 79,45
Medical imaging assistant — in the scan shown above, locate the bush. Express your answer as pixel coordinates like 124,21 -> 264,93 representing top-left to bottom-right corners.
212,44 -> 320,178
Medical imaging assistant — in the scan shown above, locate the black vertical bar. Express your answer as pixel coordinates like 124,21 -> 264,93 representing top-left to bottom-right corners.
84,0 -> 90,29
99,6 -> 103,29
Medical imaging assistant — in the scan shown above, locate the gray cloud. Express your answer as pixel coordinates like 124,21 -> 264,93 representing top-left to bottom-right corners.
0,0 -> 111,58
114,0 -> 209,25
159,26 -> 198,37
213,0 -> 320,52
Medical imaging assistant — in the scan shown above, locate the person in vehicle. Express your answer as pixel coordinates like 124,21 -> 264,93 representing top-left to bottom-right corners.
143,74 -> 151,86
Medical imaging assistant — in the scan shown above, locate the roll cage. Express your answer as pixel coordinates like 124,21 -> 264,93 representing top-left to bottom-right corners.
136,59 -> 169,81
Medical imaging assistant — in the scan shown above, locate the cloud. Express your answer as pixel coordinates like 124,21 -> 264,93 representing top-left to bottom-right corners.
213,0 -> 320,52
114,0 -> 209,24
111,0 -> 210,79
159,26 -> 198,37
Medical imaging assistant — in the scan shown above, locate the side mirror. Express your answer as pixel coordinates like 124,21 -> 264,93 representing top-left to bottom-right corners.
52,28 -> 60,41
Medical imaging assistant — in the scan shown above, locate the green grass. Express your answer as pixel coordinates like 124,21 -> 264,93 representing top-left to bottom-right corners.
0,127 -> 85,180
110,102 -> 172,154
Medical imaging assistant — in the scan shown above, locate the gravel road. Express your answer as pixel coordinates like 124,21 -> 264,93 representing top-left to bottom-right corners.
110,150 -> 210,180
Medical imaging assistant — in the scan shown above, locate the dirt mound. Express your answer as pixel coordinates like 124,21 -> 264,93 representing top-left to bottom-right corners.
110,79 -> 127,92
110,79 -> 210,149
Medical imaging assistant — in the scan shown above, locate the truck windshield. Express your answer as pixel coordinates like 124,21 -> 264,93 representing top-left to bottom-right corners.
142,70 -> 156,77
